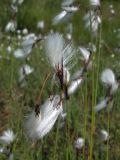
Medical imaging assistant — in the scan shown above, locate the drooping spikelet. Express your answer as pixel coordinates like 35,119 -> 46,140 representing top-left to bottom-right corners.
79,47 -> 91,63
101,68 -> 118,94
94,97 -> 108,112
84,10 -> 101,35
25,95 -> 63,140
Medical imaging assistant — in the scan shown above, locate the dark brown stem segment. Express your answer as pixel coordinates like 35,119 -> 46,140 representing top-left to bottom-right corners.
35,72 -> 51,115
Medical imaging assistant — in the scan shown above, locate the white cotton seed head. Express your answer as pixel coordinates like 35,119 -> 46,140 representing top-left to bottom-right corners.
68,78 -> 83,95
52,11 -> 72,25
6,46 -> 12,54
5,21 -> 17,32
101,69 -> 118,93
45,33 -> 74,70
79,47 -> 90,62
25,95 -> 63,140
75,138 -> 85,149
66,33 -> 72,40
18,64 -> 34,82
25,111 -> 42,140
37,21 -> 44,29
0,147 -> 4,153
100,130 -> 109,141
62,6 -> 79,12
45,33 -> 65,68
84,10 -> 101,35
61,0 -> 74,6
18,0 -> 24,5
0,129 -> 15,144
101,69 -> 115,85
36,104 -> 62,138
22,28 -> 28,35
95,98 -> 108,112
89,0 -> 100,6
13,49 -> 26,59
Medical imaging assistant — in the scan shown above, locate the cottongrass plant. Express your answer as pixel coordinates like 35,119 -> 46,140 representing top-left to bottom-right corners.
1,0 -> 120,159
25,32 -> 75,140
84,1 -> 101,36
45,33 -> 75,97
0,129 -> 16,160
95,68 -> 118,112
52,0 -> 79,25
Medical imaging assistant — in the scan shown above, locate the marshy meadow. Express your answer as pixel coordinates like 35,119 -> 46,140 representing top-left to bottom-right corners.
0,0 -> 120,159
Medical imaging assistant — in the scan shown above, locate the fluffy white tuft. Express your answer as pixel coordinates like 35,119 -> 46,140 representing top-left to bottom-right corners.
89,0 -> 100,6
101,68 -> 118,93
14,33 -> 37,59
75,138 -> 85,149
95,98 -> 108,112
25,95 -> 63,140
45,33 -> 74,70
61,0 -> 74,6
45,33 -> 65,67
0,129 -> 15,144
52,11 -> 72,25
5,21 -> 17,32
79,47 -> 90,62
18,64 -> 34,82
84,10 -> 101,35
68,78 -> 83,95
25,111 -> 42,140
0,147 -> 4,153
100,130 -> 109,141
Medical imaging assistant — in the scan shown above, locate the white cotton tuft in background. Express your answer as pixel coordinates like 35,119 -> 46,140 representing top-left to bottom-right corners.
75,137 -> 85,149
89,0 -> 100,6
68,78 -> 83,95
94,98 -> 108,112
99,130 -> 109,141
101,68 -> 118,93
79,47 -> 90,62
61,0 -> 74,6
0,129 -> 15,145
